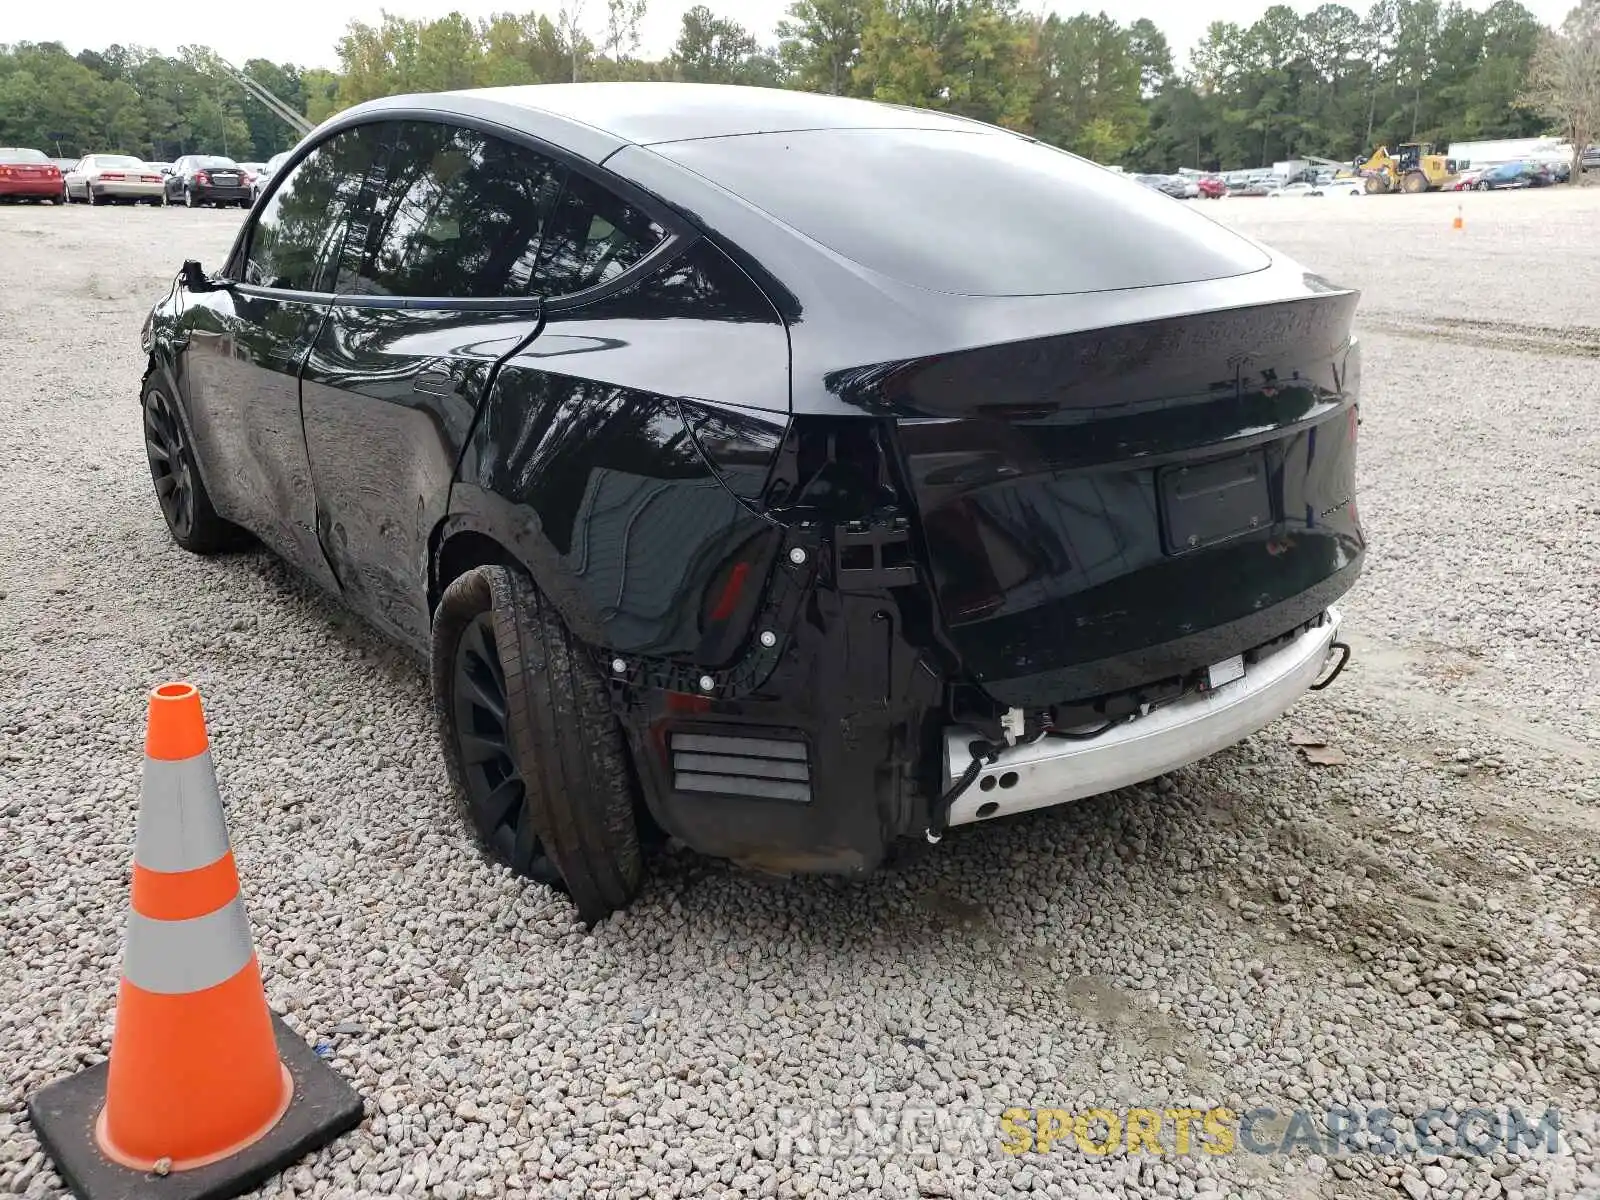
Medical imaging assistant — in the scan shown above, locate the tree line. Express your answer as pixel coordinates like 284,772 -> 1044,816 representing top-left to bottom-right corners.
0,0 -> 1591,173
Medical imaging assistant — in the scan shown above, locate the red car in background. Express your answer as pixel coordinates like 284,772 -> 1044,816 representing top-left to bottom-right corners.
1197,175 -> 1227,199
0,148 -> 63,203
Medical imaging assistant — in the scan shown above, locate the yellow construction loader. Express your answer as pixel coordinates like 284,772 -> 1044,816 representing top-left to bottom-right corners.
1357,143 -> 1459,193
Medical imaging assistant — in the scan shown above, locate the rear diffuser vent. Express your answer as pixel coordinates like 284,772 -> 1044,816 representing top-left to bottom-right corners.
670,732 -> 812,803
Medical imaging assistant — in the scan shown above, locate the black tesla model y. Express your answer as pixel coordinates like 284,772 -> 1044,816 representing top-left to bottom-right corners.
140,83 -> 1364,921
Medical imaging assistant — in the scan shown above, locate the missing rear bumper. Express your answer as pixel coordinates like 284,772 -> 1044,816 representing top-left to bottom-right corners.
941,608 -> 1344,826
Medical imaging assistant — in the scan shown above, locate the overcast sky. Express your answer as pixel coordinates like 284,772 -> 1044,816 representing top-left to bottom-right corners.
7,0 -> 1574,72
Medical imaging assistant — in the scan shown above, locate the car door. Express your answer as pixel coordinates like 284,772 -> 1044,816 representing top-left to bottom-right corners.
298,119 -> 568,649
176,126 -> 385,591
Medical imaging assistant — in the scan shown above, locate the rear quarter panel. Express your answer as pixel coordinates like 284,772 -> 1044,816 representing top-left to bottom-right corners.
448,239 -> 792,658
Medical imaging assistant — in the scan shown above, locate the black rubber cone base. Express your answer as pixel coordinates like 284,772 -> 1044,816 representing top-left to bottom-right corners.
25,1015 -> 364,1200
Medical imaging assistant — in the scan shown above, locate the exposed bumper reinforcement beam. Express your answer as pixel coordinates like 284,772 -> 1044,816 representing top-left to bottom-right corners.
942,608 -> 1343,826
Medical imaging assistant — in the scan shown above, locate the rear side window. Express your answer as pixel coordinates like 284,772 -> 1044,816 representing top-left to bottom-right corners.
242,125 -> 387,293
653,128 -> 1271,297
341,120 -> 666,300
342,121 -> 565,299
533,172 -> 666,295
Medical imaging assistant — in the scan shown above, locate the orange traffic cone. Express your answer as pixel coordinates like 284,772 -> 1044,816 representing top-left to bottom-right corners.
98,682 -> 292,1170
1453,205 -> 1464,230
26,682 -> 362,1200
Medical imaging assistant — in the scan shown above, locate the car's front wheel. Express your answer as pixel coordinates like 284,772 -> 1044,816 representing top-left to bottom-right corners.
432,565 -> 644,924
142,381 -> 245,553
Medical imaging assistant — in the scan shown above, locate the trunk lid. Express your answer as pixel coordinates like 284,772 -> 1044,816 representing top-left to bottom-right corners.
889,292 -> 1364,707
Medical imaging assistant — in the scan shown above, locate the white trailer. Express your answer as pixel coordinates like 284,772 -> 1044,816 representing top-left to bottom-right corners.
1447,137 -> 1570,169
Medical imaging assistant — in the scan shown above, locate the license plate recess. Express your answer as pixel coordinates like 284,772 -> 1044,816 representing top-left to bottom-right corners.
1159,450 -> 1271,554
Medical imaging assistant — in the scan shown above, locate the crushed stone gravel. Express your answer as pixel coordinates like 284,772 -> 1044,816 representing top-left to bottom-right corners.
1,191 -> 1597,1199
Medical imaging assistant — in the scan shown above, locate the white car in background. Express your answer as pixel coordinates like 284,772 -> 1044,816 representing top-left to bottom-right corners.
62,154 -> 166,205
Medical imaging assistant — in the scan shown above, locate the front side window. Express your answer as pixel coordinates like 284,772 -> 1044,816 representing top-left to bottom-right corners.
241,125 -> 388,293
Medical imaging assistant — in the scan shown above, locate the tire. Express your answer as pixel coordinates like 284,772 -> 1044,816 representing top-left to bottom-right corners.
238,197 -> 251,209
184,187 -> 196,208
433,565 -> 643,924
86,185 -> 98,206
142,381 -> 246,554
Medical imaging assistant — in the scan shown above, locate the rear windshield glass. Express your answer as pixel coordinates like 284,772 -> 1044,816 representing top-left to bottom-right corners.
0,148 -> 49,163
197,157 -> 239,168
95,155 -> 146,168
654,128 -> 1270,297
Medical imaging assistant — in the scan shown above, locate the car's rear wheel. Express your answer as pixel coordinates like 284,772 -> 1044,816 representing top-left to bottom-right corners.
86,186 -> 98,206
432,565 -> 643,924
142,382 -> 244,553
184,187 -> 196,208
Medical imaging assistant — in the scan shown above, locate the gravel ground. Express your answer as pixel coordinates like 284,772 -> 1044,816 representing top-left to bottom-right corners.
1,192 -> 1597,1200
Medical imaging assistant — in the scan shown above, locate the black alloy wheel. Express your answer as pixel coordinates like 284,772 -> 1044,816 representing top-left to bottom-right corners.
450,610 -> 564,888
141,383 -> 242,553
433,565 -> 644,924
144,387 -> 194,541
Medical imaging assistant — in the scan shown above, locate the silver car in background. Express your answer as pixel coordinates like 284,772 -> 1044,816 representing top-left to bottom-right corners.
62,154 -> 166,205
250,150 -> 292,202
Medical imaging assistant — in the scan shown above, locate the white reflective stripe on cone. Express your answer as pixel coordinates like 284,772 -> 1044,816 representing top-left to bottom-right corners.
136,751 -> 231,873
123,895 -> 254,995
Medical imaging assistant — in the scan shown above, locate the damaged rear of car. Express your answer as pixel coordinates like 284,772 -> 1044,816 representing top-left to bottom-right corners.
602,121 -> 1363,876
141,85 -> 1360,921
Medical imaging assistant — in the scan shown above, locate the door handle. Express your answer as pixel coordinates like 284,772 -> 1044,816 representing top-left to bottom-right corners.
412,370 -> 459,398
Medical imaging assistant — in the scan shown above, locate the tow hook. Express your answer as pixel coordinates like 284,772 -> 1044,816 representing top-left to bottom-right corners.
1310,640 -> 1352,691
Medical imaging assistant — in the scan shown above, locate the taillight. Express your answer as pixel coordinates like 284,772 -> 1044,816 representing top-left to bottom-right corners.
102,172 -> 125,181
196,171 -> 211,184
695,533 -> 775,663
708,561 -> 751,621
0,167 -> 12,178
